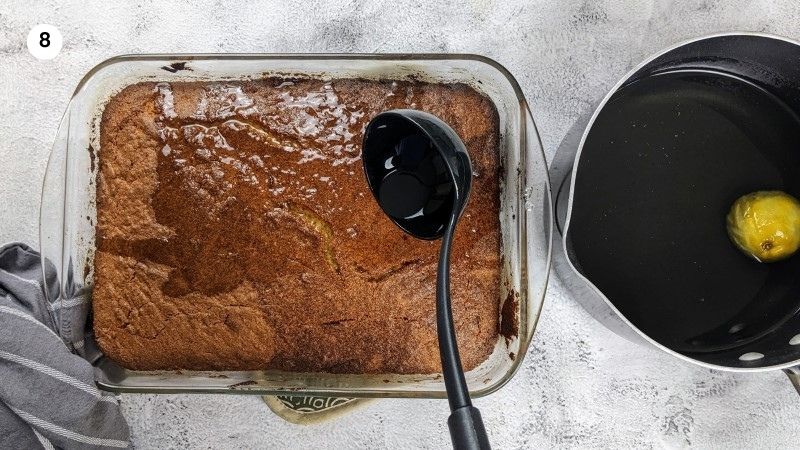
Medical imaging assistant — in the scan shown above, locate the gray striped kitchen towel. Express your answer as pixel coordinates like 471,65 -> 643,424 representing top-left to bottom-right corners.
0,243 -> 129,449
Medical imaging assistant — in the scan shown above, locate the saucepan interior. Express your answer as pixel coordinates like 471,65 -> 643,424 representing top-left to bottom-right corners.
564,34 -> 800,369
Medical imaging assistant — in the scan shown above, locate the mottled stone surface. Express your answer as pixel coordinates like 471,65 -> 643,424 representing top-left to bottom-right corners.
2,0 -> 800,448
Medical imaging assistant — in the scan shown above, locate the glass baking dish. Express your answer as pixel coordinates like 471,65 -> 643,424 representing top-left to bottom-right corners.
39,54 -> 552,398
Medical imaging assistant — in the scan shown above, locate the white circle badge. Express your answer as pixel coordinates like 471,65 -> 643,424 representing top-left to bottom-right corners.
27,24 -> 62,60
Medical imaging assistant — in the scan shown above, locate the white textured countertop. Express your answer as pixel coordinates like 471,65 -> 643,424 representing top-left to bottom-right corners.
2,0 -> 800,448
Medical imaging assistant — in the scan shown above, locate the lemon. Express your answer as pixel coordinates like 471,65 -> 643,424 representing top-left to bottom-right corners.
727,190 -> 800,262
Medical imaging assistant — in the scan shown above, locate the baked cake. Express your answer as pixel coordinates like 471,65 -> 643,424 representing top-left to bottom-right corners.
93,77 -> 502,373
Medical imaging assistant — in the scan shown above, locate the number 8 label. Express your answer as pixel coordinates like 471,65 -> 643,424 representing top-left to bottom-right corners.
27,25 -> 61,60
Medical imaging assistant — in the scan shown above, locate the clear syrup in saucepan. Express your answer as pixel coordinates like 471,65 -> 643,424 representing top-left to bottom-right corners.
569,69 -> 800,353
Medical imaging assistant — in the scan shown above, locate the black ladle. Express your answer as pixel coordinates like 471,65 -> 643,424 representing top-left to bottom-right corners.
363,110 -> 490,450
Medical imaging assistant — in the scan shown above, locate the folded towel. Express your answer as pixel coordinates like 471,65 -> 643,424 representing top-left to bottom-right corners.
0,243 -> 129,449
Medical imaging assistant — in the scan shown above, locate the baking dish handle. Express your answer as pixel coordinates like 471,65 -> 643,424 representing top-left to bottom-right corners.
40,106 -> 71,315
784,366 -> 800,395
520,105 -> 552,349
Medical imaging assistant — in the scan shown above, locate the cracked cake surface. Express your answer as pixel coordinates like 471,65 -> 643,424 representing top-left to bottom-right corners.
93,77 -> 502,373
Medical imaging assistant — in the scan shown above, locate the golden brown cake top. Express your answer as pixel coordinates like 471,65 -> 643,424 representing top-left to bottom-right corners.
94,77 -> 502,373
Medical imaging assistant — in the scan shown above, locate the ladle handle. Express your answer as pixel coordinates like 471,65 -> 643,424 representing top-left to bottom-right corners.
448,406 -> 490,450
784,366 -> 800,395
438,217 -> 490,449
437,219 -> 471,411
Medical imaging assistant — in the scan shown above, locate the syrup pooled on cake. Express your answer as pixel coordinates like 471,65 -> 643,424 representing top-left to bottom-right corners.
93,78 -> 502,373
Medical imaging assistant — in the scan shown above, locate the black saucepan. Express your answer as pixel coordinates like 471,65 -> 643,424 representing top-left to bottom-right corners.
555,33 -> 800,393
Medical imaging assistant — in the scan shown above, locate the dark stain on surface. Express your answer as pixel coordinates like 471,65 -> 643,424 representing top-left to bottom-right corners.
161,62 -> 191,73
570,2 -> 609,26
499,290 -> 519,345
88,144 -> 96,173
